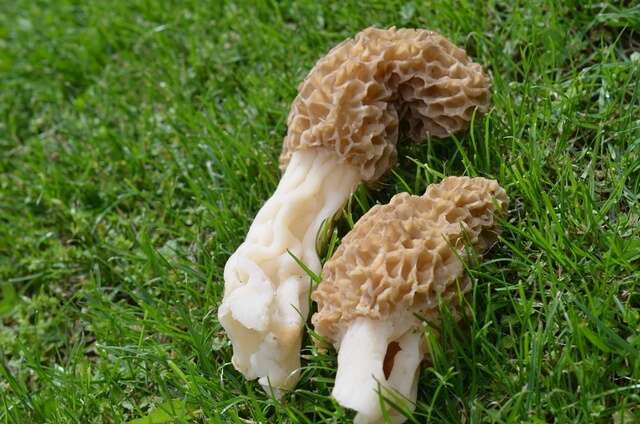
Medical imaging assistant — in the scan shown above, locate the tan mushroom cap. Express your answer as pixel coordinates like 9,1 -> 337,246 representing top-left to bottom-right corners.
280,27 -> 490,182
311,176 -> 508,342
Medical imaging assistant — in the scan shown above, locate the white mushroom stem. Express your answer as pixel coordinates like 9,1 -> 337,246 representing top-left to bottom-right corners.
219,149 -> 360,396
333,316 -> 424,424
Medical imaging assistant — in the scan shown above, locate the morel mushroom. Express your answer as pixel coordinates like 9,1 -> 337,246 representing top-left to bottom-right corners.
219,27 -> 490,396
312,177 -> 508,423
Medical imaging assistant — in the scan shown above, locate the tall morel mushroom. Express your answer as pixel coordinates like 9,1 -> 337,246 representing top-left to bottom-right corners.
312,176 -> 508,423
219,27 -> 490,395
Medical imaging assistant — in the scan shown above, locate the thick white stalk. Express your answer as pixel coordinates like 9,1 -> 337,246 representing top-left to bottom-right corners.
333,317 -> 392,415
334,316 -> 424,424
219,149 -> 360,396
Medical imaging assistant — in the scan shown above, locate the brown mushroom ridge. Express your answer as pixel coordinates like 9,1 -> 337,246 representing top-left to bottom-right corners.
311,176 -> 508,342
280,27 -> 490,182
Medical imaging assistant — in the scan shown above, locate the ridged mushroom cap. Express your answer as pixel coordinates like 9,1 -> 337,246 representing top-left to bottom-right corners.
311,176 -> 508,342
280,27 -> 490,182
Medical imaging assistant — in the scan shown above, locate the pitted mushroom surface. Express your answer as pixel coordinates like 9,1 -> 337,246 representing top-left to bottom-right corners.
280,27 -> 490,181
312,176 -> 508,423
219,27 -> 490,397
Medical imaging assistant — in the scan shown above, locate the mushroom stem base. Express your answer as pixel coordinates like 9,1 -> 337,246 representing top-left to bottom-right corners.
332,316 -> 424,423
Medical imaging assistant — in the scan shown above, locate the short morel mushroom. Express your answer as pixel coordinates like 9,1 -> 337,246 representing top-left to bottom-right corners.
219,27 -> 490,396
312,176 -> 508,423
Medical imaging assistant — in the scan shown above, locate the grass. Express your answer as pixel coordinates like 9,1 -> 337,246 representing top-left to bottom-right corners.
1,0 -> 639,422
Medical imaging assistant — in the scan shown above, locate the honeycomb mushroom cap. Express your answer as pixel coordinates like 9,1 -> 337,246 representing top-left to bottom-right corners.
280,27 -> 490,182
311,176 -> 508,343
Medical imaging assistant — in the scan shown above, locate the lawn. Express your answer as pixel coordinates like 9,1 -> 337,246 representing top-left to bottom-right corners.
1,0 -> 639,422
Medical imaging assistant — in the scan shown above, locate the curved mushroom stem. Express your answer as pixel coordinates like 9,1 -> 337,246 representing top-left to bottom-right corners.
219,149 -> 360,396
333,316 -> 424,424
